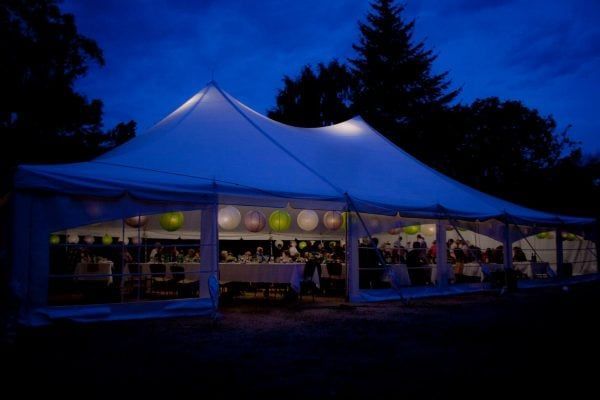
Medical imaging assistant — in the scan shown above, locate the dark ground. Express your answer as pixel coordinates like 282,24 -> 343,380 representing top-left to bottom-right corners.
1,282 -> 599,398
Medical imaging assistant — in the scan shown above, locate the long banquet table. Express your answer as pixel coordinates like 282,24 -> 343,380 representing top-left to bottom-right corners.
219,262 -> 346,292
74,262 -> 114,285
122,262 -> 346,293
220,263 -> 310,292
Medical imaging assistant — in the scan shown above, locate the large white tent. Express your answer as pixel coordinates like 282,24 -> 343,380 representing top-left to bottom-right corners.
10,82 -> 596,324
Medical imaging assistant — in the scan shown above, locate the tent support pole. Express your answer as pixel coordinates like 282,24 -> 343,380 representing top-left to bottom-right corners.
435,219 -> 448,287
503,217 -> 514,290
555,227 -> 564,276
200,201 -> 218,299
346,210 -> 360,302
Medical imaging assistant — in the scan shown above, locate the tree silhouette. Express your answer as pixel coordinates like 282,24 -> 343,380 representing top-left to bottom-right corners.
268,0 -> 598,216
349,0 -> 459,157
446,98 -> 575,196
268,60 -> 353,127
0,0 -> 135,191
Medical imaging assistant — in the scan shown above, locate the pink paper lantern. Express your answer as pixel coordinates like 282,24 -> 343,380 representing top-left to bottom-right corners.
125,215 -> 148,228
244,210 -> 266,232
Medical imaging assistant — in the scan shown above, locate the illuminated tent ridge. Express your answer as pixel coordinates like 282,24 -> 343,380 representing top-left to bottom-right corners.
15,81 -> 593,225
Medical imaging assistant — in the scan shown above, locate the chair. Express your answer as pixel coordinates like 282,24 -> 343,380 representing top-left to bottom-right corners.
325,262 -> 344,295
169,265 -> 199,297
149,263 -> 169,295
125,263 -> 146,298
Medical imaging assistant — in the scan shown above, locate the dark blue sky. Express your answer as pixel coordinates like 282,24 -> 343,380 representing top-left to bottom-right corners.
62,0 -> 600,153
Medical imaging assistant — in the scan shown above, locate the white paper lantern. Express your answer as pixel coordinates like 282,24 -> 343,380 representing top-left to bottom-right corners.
274,240 -> 284,249
218,206 -> 241,230
67,234 -> 80,244
425,225 -> 436,236
243,210 -> 266,232
83,235 -> 95,245
323,211 -> 343,231
297,210 -> 319,231
124,215 -> 148,228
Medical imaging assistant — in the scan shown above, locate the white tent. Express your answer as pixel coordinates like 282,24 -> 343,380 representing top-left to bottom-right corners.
10,82 -> 596,324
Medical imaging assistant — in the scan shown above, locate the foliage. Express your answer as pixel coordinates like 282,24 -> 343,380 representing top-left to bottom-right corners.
269,0 -> 598,216
349,0 -> 459,156
0,0 -> 135,191
268,60 -> 353,127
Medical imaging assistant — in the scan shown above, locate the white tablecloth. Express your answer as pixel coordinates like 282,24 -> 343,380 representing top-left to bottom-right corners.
461,263 -> 483,279
74,262 -> 114,285
513,262 -> 555,278
219,263 -> 320,292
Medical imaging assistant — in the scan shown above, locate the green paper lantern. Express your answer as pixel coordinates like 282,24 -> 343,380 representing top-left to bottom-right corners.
102,234 -> 113,246
341,212 -> 347,230
403,225 -> 420,235
561,232 -> 577,241
160,211 -> 184,232
567,233 -> 577,241
49,234 -> 60,245
298,241 -> 308,250
269,210 -> 291,232
536,232 -> 550,239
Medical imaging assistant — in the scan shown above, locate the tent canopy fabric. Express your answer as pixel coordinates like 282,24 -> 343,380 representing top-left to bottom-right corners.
15,82 -> 593,226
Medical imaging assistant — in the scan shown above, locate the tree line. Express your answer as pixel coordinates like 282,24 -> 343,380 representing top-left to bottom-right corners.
268,0 -> 599,217
0,0 -> 136,192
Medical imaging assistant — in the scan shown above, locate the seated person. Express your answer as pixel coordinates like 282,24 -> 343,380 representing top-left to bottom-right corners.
255,246 -> 268,263
80,249 -> 93,263
149,242 -> 163,262
219,250 -> 228,262
512,246 -> 527,262
184,248 -> 199,262
278,250 -> 292,263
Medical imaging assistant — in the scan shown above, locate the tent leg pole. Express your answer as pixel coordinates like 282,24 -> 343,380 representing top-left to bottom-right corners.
503,219 -> 514,291
555,228 -> 564,278
200,201 -> 218,299
346,211 -> 359,302
436,219 -> 448,288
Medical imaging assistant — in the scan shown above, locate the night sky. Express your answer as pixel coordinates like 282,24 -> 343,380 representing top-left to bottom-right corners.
62,0 -> 600,154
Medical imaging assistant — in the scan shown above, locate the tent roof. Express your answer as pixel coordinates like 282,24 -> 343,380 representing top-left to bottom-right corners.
15,82 -> 593,226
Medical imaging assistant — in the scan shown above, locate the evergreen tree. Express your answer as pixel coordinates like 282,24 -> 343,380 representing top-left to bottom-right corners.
349,0 -> 459,157
268,60 -> 353,127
